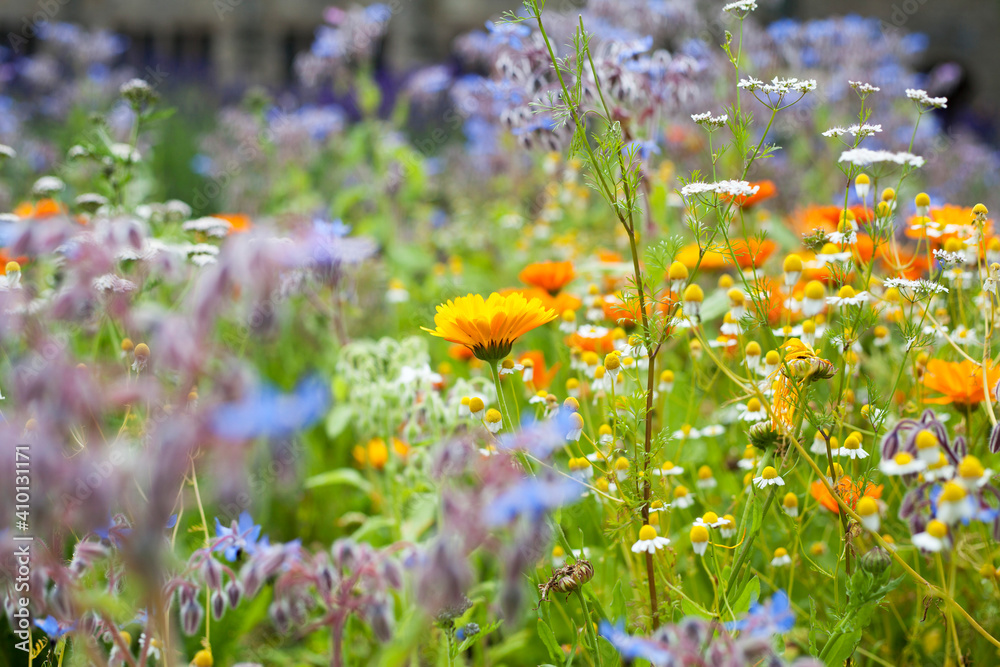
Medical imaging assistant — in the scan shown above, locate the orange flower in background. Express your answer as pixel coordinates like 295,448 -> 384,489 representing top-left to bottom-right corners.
922,359 -> 1000,407
879,245 -> 930,280
602,293 -> 652,325
727,180 -> 776,208
519,261 -> 575,295
597,249 -> 623,263
674,238 -> 774,271
215,213 -> 252,233
791,204 -> 873,237
905,205 -> 989,245
810,477 -> 883,514
514,287 -> 582,315
0,250 -> 28,272
853,234 -> 874,264
566,328 -> 616,354
353,437 -> 409,470
14,198 -> 65,219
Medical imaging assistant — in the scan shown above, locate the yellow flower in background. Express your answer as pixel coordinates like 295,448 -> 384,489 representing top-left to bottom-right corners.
423,292 -> 557,361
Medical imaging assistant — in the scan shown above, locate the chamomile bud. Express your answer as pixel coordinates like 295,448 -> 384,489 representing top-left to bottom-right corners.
668,261 -> 689,292
881,187 -> 895,203
914,192 -> 931,218
854,173 -> 870,200
728,288 -> 746,318
652,372 -> 673,397
563,396 -> 580,412
690,525 -> 710,555
484,408 -> 503,433
682,284 -> 704,318
121,337 -> 134,354
598,423 -> 614,444
783,254 -> 803,287
566,412 -> 584,441
781,492 -> 799,517
744,341 -> 761,372
132,343 -> 150,372
718,274 -> 734,290
875,201 -> 892,218
803,280 -> 826,317
468,396 -> 485,419
763,349 -> 781,375
856,496 -> 880,532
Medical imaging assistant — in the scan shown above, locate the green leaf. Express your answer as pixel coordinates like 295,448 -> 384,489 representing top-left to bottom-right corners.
536,619 -> 564,664
680,596 -> 712,620
324,404 -> 354,438
305,468 -> 371,493
821,628 -> 862,666
732,576 -> 759,617
610,581 -> 628,623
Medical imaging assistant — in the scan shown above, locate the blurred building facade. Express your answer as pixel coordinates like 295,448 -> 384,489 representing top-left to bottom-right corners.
0,0 -> 508,87
1,0 -> 997,131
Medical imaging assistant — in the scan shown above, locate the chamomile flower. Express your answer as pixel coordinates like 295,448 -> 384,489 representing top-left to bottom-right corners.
781,492 -> 799,518
565,412 -> 584,442
912,519 -> 950,552
856,496 -> 880,532
935,482 -> 973,524
631,524 -> 670,554
655,461 -> 684,477
913,429 -> 940,463
739,397 -> 768,423
744,341 -> 762,373
957,455 -> 993,489
782,254 -> 802,287
738,444 -> 760,469
694,511 -> 727,529
815,242 -> 852,265
838,434 -> 869,459
719,514 -> 737,538
598,424 -> 614,445
682,284 -> 704,319
672,485 -> 695,509
568,456 -> 594,481
498,358 -> 523,376
690,525 -> 710,555
811,432 -> 833,455
879,451 -> 927,476
529,390 -> 549,405
873,325 -> 890,347
753,466 -> 785,489
770,547 -> 792,567
923,452 -> 955,482
649,499 -> 669,513
827,285 -> 869,307
696,465 -> 717,489
854,173 -> 871,200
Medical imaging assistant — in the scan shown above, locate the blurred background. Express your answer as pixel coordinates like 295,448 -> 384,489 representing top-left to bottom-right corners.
0,0 -> 997,214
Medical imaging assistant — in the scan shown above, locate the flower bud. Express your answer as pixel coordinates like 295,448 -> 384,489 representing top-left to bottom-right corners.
860,546 -> 891,576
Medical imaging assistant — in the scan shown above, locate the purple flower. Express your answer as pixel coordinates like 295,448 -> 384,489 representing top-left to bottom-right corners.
214,511 -> 268,562
726,589 -> 795,638
211,375 -> 329,440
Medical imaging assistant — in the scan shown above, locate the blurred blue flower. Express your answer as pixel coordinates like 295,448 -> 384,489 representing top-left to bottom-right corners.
599,621 -> 674,665
35,615 -> 74,638
726,589 -> 795,638
486,475 -> 583,525
211,375 -> 330,440
214,511 -> 268,562
314,216 -> 352,238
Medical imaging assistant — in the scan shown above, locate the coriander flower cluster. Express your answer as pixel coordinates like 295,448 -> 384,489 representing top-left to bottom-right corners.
838,148 -> 925,168
680,180 -> 760,199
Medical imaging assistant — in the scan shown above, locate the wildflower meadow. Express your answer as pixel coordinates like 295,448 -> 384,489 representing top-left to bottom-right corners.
3,1 -> 1000,665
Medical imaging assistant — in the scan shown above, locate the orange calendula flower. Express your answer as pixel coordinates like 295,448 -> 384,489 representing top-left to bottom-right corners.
922,359 -> 1000,407
810,477 -> 883,514
519,261 -> 575,295
424,292 -> 557,361
14,198 -> 66,220
674,238 -> 775,271
512,287 -> 582,316
215,213 -> 253,233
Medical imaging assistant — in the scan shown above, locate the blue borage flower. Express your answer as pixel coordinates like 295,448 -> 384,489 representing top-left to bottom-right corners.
599,621 -> 674,665
211,375 -> 329,440
486,475 -> 583,525
726,589 -> 795,638
214,511 -> 269,562
34,615 -> 74,638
